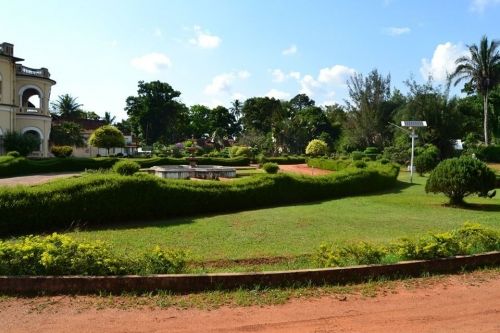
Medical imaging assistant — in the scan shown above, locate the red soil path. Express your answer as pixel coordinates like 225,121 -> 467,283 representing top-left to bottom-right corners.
279,163 -> 333,176
1,271 -> 499,333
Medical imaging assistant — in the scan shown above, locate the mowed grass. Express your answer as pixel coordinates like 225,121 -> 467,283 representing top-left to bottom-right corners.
66,170 -> 500,262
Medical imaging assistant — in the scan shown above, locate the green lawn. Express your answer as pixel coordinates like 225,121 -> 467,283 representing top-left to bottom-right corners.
67,172 -> 500,263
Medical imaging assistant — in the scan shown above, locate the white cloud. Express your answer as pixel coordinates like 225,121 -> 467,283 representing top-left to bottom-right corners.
282,44 -> 298,55
384,26 -> 411,36
271,69 -> 286,82
266,89 -> 291,100
470,0 -> 500,12
189,25 -> 222,49
289,71 -> 301,80
420,42 -> 468,82
130,53 -> 171,73
299,75 -> 321,96
318,65 -> 356,85
204,70 -> 250,95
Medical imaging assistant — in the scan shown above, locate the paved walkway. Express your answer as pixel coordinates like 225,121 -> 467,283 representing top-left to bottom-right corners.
0,172 -> 81,187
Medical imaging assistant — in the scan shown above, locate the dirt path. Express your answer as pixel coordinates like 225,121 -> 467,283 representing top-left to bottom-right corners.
1,271 -> 499,333
279,163 -> 332,176
0,172 -> 80,186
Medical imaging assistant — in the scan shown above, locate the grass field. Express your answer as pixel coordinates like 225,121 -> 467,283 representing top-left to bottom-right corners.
66,171 -> 500,268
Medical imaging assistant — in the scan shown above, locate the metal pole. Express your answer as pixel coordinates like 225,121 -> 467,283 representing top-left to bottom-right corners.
410,128 -> 415,184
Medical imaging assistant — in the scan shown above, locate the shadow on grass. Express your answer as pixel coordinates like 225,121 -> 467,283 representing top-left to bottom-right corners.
457,202 -> 500,212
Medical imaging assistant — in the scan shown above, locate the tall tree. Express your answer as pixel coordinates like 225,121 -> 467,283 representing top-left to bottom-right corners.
449,35 -> 500,145
125,81 -> 188,145
51,94 -> 84,120
102,111 -> 116,125
50,122 -> 85,147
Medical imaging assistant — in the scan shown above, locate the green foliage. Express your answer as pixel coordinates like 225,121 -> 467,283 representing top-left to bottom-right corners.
0,164 -> 399,235
316,223 -> 500,267
351,151 -> 364,160
230,146 -> 252,158
307,158 -> 351,171
143,246 -> 187,274
353,160 -> 367,168
50,145 -> 73,158
425,157 -> 496,205
305,139 -> 328,156
6,151 -> 20,158
262,162 -> 279,174
50,121 -> 85,147
113,160 -> 140,176
0,233 -> 187,275
414,144 -> 440,175
259,155 -> 306,164
88,125 -> 125,152
3,131 -> 41,156
380,158 -> 390,164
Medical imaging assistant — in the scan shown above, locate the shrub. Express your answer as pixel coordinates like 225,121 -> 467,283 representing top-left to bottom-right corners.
305,139 -> 328,156
0,164 -> 400,235
113,160 -> 141,176
262,162 -> 279,174
230,146 -> 252,158
315,241 -> 387,267
143,246 -> 187,274
353,160 -> 367,168
88,125 -> 125,155
351,151 -> 364,161
51,146 -> 73,158
380,158 -> 390,165
414,144 -> 439,176
425,157 -> 496,205
362,157 -> 372,162
307,158 -> 351,171
363,147 -> 379,160
3,131 -> 40,156
259,155 -> 306,164
6,151 -> 20,158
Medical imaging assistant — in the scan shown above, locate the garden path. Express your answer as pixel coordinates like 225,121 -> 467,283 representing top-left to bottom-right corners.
0,172 -> 80,186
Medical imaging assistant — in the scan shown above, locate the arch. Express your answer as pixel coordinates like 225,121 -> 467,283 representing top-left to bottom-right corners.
19,84 -> 44,99
21,126 -> 44,140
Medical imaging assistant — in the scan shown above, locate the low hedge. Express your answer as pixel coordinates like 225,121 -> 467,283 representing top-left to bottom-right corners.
0,156 -> 250,178
260,155 -> 306,164
307,158 -> 352,171
0,163 -> 399,235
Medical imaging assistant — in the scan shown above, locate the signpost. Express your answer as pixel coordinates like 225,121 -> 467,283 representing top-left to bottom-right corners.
401,121 -> 427,183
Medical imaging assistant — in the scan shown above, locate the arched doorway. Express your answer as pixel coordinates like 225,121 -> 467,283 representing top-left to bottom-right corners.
19,85 -> 43,113
21,127 -> 43,154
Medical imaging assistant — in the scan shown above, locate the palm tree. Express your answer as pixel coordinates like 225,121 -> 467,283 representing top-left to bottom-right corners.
103,111 -> 116,125
51,94 -> 83,120
449,35 -> 500,145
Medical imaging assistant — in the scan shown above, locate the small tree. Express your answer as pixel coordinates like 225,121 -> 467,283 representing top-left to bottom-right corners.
305,139 -> 328,156
425,157 -> 496,205
414,144 -> 440,176
50,121 -> 85,147
88,125 -> 125,156
3,131 -> 41,156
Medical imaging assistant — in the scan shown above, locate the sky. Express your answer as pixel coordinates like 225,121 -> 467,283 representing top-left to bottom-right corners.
1,0 -> 499,121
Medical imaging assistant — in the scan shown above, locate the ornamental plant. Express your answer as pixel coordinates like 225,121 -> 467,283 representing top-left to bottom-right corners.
425,157 -> 496,205
88,125 -> 125,156
305,139 -> 328,156
113,160 -> 140,176
262,162 -> 279,174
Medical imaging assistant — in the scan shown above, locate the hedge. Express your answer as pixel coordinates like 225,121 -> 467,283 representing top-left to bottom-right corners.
260,155 -> 306,164
0,163 -> 399,235
0,156 -> 250,178
307,158 -> 352,171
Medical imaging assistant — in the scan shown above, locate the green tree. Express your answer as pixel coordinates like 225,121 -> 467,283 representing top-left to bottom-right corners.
51,94 -> 84,120
50,121 -> 85,147
449,35 -> 500,145
125,81 -> 188,145
189,105 -> 212,138
102,112 -> 116,125
88,125 -> 125,155
305,139 -> 328,156
3,131 -> 41,156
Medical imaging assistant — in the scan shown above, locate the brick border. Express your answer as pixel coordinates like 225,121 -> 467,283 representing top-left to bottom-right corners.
1,252 -> 499,294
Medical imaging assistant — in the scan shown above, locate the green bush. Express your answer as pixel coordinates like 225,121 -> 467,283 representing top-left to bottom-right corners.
414,144 -> 439,176
229,146 -> 252,158
353,160 -> 367,168
0,164 -> 399,235
425,157 -> 496,205
380,158 -> 390,165
51,146 -> 73,158
0,233 -> 188,276
305,139 -> 328,156
259,155 -> 306,164
6,151 -> 20,158
262,162 -> 279,174
363,147 -> 379,160
3,131 -> 41,156
307,158 -> 351,171
351,151 -> 364,161
316,223 -> 500,268
113,160 -> 141,176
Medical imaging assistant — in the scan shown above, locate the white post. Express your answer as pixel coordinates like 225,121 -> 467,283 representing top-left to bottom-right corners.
410,128 -> 415,184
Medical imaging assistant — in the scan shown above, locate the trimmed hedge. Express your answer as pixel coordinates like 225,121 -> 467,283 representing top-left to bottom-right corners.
0,164 -> 399,235
259,155 -> 306,164
0,156 -> 250,178
307,158 -> 352,171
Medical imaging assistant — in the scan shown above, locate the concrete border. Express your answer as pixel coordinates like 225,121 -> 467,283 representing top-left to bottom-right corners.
1,252 -> 499,294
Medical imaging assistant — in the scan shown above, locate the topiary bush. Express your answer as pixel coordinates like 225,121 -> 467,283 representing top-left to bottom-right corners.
351,151 -> 364,161
425,157 -> 496,205
262,162 -> 279,174
307,158 -> 351,171
305,139 -> 328,156
51,145 -> 73,158
113,160 -> 141,175
414,144 -> 439,176
353,160 -> 367,168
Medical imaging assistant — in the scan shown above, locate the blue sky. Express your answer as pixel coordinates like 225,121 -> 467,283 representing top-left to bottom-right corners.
1,0 -> 499,120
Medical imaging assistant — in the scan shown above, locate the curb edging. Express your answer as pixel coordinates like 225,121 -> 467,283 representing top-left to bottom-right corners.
1,251 -> 499,294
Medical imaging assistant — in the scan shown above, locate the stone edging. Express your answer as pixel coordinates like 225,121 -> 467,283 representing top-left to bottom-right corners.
1,251 -> 499,294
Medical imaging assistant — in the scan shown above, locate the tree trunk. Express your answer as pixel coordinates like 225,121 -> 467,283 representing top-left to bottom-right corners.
483,93 -> 489,145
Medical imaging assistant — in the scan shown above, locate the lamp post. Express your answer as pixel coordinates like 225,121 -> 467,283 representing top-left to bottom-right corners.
401,121 -> 427,183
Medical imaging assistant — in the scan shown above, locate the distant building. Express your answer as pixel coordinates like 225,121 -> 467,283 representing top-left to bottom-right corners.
0,42 -> 56,156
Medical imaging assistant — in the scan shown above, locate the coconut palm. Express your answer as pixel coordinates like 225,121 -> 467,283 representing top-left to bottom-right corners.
51,94 -> 84,120
449,35 -> 500,145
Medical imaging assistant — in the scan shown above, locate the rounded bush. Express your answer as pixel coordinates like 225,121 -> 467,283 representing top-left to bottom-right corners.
425,157 -> 496,205
51,146 -> 73,158
305,139 -> 328,156
351,151 -> 364,161
262,162 -> 279,174
6,151 -> 20,158
379,158 -> 390,165
353,160 -> 367,168
113,160 -> 140,176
